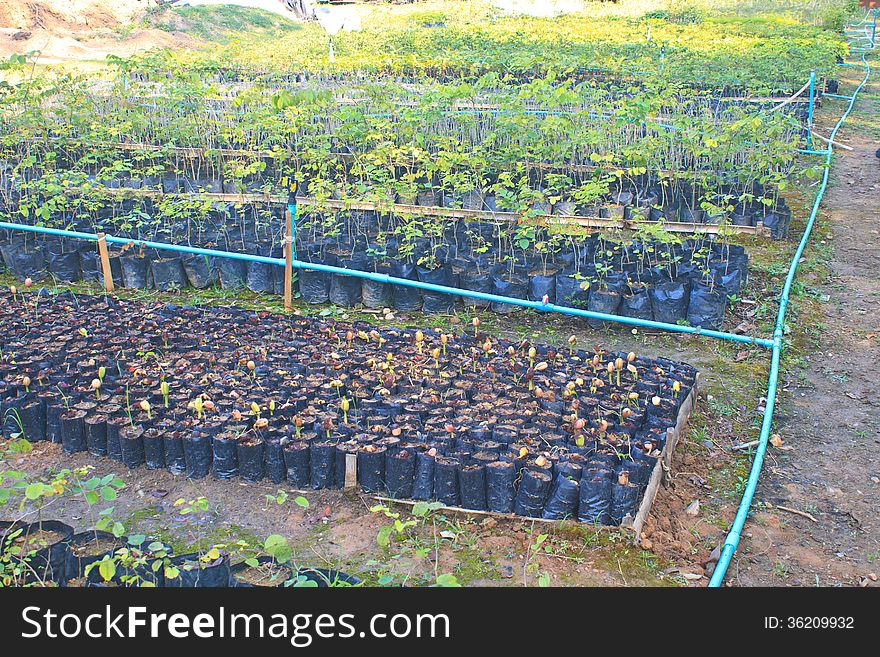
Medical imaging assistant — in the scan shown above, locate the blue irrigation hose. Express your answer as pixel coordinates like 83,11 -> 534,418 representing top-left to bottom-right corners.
708,26 -> 873,588
0,219 -> 773,348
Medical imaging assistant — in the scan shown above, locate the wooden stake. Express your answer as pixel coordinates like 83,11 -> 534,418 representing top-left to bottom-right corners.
283,207 -> 293,311
344,453 -> 357,489
96,233 -> 114,292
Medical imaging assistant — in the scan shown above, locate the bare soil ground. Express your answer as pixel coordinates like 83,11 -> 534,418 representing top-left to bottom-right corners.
730,59 -> 880,587
0,0 -> 197,63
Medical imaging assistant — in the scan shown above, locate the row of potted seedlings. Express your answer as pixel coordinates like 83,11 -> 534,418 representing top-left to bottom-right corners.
0,521 -> 359,587
0,208 -> 750,331
0,288 -> 697,528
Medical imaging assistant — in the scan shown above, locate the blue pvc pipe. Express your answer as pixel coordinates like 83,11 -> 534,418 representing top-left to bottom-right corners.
0,219 -> 773,348
708,31 -> 873,588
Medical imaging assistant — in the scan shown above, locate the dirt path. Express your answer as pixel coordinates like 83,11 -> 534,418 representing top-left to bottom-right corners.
732,60 -> 880,587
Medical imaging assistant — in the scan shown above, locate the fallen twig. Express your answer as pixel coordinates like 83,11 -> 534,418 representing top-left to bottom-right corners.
775,505 -> 818,523
731,440 -> 760,451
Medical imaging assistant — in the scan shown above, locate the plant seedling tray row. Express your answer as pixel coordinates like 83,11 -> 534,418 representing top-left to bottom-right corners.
0,289 -> 697,527
376,373 -> 697,543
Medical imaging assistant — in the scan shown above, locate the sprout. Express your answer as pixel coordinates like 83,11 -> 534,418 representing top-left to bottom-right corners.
268,400 -> 276,415
598,419 -> 609,434
160,381 -> 170,408
528,346 -> 537,364
246,360 -> 256,375
340,397 -> 350,423
471,317 -> 480,329
22,375 -> 31,392
568,335 -> 577,355
535,455 -> 548,468
91,378 -> 101,400
651,395 -> 661,406
293,415 -> 303,437
231,409 -> 242,421
618,471 -> 630,486
9,285 -> 17,295
575,377 -> 584,387
431,347 -> 441,368
78,328 -> 88,338
627,352 -> 636,363
534,361 -> 548,372
97,366 -> 106,382
672,380 -> 681,396
202,399 -> 215,412
440,333 -> 448,355
188,397 -> 205,420
621,407 -> 633,420
139,399 -> 152,420
574,418 -> 586,430
254,418 -> 269,430
24,277 -> 32,288
444,423 -> 455,437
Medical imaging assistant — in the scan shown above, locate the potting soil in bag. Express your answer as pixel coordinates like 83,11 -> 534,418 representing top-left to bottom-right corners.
486,460 -> 516,513
650,280 -> 689,324
143,430 -> 166,469
529,272 -> 556,303
542,476 -> 580,520
212,435 -> 239,480
151,258 -> 188,291
84,416 -> 107,457
163,433 -> 186,475
390,261 -> 422,311
711,263 -> 743,296
217,257 -> 247,290
577,475 -> 612,525
119,428 -> 146,469
264,439 -> 286,484
330,258 -> 365,307
283,441 -> 311,488
459,464 -> 487,510
120,255 -> 151,289
587,287 -> 622,329
19,400 -> 45,442
182,254 -> 216,288
555,270 -> 590,308
620,286 -> 653,320
47,249 -> 81,282
357,446 -> 387,493
514,469 -> 552,518
362,262 -> 393,308
458,269 -> 493,309
433,457 -> 460,506
687,282 -> 727,331
615,459 -> 653,489
610,481 -> 641,525
418,265 -> 456,314
238,439 -> 265,482
79,250 -> 100,282
59,411 -> 86,453
309,441 -> 336,489
385,449 -> 415,499
1,242 -> 46,281
183,434 -> 212,479
491,273 -> 529,314
246,259 -> 275,294
299,267 -> 332,304
412,451 -> 436,500
167,553 -> 231,588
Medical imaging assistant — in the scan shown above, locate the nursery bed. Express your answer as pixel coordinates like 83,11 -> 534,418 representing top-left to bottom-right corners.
0,288 -> 698,528
375,372 -> 698,543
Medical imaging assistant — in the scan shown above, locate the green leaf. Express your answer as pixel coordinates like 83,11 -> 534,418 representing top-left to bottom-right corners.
84,490 -> 99,505
377,525 -> 393,548
99,558 -> 116,582
434,574 -> 460,587
100,486 -> 117,501
24,483 -> 43,500
294,496 -> 309,508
